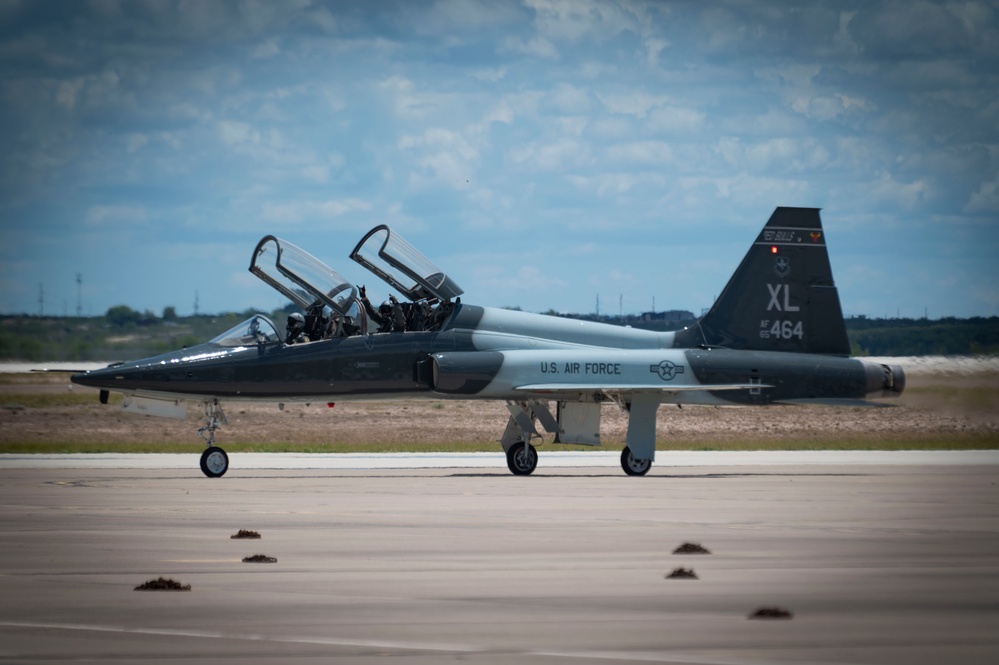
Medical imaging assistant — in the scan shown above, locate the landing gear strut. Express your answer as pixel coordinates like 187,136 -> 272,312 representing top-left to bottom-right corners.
197,400 -> 229,478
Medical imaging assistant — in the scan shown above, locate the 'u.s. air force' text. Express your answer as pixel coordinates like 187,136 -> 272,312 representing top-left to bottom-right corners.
540,362 -> 622,375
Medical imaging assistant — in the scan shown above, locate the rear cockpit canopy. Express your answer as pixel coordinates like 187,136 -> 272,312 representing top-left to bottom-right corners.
350,225 -> 463,303
249,236 -> 357,315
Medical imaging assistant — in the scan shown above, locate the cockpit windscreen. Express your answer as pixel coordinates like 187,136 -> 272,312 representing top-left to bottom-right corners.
209,315 -> 281,347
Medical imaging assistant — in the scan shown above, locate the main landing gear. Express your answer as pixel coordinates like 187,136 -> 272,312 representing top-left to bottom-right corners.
620,446 -> 652,476
506,441 -> 538,476
197,400 -> 229,478
501,399 -> 656,476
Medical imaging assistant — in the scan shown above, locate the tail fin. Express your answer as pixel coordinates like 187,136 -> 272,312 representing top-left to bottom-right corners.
676,207 -> 851,356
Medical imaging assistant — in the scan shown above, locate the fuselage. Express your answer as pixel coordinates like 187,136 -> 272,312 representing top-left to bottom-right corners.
67,209 -> 908,478
71,304 -> 904,406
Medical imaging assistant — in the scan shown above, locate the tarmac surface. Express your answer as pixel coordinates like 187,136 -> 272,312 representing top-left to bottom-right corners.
1,452 -> 998,664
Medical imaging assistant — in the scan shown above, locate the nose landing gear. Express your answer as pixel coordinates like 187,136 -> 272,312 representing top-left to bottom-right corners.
197,400 -> 229,478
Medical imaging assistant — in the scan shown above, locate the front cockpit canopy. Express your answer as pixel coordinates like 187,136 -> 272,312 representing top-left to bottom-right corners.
209,314 -> 281,347
350,225 -> 463,303
250,236 -> 357,315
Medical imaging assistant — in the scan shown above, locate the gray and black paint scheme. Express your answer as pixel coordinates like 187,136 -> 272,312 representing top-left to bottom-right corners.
72,208 -> 905,478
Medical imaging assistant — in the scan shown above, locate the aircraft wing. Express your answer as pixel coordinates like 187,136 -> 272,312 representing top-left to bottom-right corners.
515,383 -> 771,392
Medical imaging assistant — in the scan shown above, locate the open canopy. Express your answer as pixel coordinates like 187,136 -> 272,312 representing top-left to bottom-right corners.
350,225 -> 463,302
249,236 -> 357,314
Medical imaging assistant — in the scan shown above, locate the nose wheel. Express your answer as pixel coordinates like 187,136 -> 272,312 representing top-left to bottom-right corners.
200,446 -> 229,478
197,400 -> 229,478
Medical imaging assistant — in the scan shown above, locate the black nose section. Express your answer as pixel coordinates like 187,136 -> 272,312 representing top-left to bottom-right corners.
71,370 -> 106,390
71,366 -> 118,390
71,360 -> 132,392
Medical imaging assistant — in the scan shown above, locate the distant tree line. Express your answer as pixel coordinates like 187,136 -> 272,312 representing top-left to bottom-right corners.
845,315 -> 999,356
0,306 -> 997,361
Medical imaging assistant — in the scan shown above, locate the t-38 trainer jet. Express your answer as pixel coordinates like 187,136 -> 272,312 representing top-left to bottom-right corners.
72,207 -> 904,478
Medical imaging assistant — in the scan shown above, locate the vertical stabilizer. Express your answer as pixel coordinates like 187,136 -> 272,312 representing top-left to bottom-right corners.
675,207 -> 851,355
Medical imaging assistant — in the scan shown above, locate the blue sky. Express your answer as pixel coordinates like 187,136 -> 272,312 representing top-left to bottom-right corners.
1,0 -> 997,320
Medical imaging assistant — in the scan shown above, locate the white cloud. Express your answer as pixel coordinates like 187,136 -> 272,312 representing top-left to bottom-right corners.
399,128 -> 481,188
401,0 -> 523,36
565,172 -> 667,198
555,116 -> 587,136
477,262 -> 569,301
474,67 -> 507,83
605,141 -> 674,166
84,205 -> 148,228
965,173 -> 999,213
678,174 -> 811,209
525,0 -> 640,42
2,0 -> 997,318
260,199 -> 373,225
482,91 -> 543,125
508,138 -> 590,171
125,133 -> 148,153
597,90 -> 671,118
499,34 -> 558,59
644,106 -> 704,134
714,138 -> 831,173
301,165 -> 329,183
644,37 -> 669,67
547,84 -> 592,114
252,38 -> 280,59
866,172 -> 932,210
217,120 -> 260,146
55,78 -> 85,109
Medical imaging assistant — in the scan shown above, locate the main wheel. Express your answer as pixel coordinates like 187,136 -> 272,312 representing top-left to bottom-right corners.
621,446 -> 652,476
200,446 -> 229,478
506,441 -> 538,476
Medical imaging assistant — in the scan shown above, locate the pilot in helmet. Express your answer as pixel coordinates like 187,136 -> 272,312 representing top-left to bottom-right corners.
285,312 -> 306,344
359,285 -> 406,333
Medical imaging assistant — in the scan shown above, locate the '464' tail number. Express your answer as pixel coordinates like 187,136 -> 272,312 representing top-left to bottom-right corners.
760,319 -> 804,340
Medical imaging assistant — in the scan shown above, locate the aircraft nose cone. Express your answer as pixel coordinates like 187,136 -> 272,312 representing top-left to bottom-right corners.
70,371 -> 100,389
71,365 -> 122,390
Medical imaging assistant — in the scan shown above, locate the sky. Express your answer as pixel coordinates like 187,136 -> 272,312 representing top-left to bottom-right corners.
1,0 -> 997,322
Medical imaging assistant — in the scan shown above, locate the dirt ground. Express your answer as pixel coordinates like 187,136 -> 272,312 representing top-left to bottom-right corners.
2,358 -> 998,449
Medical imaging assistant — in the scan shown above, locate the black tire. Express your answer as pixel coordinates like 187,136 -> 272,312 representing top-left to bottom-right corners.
620,446 -> 652,476
200,446 -> 229,478
506,441 -> 538,476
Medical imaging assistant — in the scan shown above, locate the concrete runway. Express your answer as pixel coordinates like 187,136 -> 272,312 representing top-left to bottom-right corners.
1,453 -> 997,664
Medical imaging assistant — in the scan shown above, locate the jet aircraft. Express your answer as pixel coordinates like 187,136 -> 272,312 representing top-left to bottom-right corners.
72,207 -> 905,478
